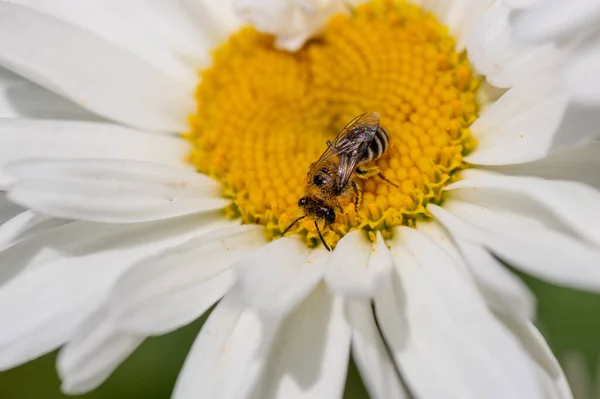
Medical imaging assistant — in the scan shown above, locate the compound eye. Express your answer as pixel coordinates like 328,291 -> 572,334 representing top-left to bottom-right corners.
323,207 -> 336,225
313,174 -> 327,186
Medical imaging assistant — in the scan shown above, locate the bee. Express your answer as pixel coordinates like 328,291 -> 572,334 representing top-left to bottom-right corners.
282,112 -> 395,251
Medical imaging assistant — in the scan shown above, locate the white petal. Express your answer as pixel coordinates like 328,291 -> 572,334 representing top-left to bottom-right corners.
0,119 -> 190,187
415,220 -> 469,272
80,0 -> 212,71
172,290 -> 280,399
448,169 -> 600,248
371,264 -> 409,376
380,227 -> 544,398
0,210 -> 68,250
552,103 -> 600,151
466,0 -> 561,88
5,158 -> 228,223
441,0 -> 494,51
0,192 -> 23,224
566,38 -> 600,105
430,202 -> 600,291
325,230 -> 393,297
0,212 -> 225,369
0,66 -> 99,120
0,260 -> 103,371
0,249 -> 136,370
537,361 -> 572,399
234,0 -> 349,51
252,284 -> 351,399
487,138 -> 600,189
419,219 -> 535,320
57,305 -> 143,395
347,299 -> 406,399
454,235 -> 535,318
0,232 -> 124,371
0,2 -> 193,132
0,220 -> 80,285
512,0 -> 600,44
183,0 -> 242,45
0,213 -> 225,285
500,317 -> 563,381
234,236 -> 325,317
112,224 -> 265,334
13,0 -> 203,81
499,316 -> 573,399
502,0 -> 540,9
465,68 -> 569,165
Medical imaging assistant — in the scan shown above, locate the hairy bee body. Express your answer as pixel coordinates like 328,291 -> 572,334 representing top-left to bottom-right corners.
283,112 -> 395,251
360,126 -> 389,165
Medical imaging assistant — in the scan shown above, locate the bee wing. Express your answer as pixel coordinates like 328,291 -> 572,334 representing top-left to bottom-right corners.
334,151 -> 362,191
320,112 -> 380,191
315,112 -> 380,165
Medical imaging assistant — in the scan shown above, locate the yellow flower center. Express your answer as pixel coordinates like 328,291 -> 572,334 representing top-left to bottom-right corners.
187,0 -> 479,249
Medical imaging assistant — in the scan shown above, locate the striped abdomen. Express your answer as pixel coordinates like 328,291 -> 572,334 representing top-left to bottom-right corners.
359,126 -> 389,164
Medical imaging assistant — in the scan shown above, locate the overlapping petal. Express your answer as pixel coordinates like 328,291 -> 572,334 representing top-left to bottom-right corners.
0,119 -> 191,188
233,236 -> 323,316
5,159 -> 228,223
347,299 -> 407,399
465,0 -> 561,88
57,305 -> 144,395
0,66 -> 98,120
418,220 -> 536,320
512,0 -> 600,45
0,210 -> 67,250
431,201 -> 600,291
325,231 -> 393,298
447,169 -> 600,247
234,0 -> 350,51
0,1 -> 194,132
111,224 -> 264,334
172,291 -> 280,399
252,284 -> 351,398
381,227 -> 544,399
465,69 -> 568,165
0,212 -> 225,369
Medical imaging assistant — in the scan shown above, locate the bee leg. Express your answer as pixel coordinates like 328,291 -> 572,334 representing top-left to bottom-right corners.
352,180 -> 361,214
377,172 -> 399,188
337,205 -> 345,214
315,220 -> 331,251
282,215 -> 306,236
357,166 -> 399,188
355,166 -> 377,178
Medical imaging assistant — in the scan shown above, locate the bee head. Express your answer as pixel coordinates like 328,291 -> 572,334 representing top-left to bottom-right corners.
298,196 -> 309,209
293,196 -> 335,250
321,206 -> 336,226
298,197 -> 336,226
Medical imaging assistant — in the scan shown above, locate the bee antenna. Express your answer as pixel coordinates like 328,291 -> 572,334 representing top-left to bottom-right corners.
315,220 -> 332,251
282,215 -> 306,236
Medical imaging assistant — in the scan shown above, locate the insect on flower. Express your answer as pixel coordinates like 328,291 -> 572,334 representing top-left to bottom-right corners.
283,112 -> 397,250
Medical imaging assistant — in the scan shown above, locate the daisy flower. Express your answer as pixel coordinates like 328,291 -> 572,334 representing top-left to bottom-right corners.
0,0 -> 599,397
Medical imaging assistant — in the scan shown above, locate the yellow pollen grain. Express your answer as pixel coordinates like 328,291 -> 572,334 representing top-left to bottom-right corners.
188,0 -> 479,249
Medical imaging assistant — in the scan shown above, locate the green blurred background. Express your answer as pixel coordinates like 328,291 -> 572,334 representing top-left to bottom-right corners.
1,274 -> 599,399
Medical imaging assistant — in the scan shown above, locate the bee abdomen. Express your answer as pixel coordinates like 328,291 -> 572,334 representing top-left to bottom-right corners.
362,126 -> 389,163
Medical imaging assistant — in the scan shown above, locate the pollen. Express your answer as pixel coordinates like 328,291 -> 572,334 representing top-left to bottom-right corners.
188,0 -> 479,249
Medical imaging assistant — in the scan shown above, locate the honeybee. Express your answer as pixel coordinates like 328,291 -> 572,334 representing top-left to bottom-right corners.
282,112 -> 395,251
